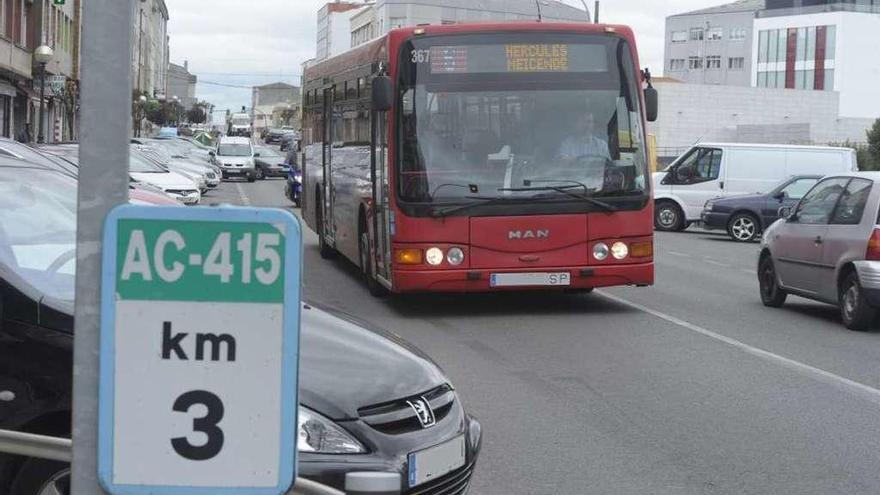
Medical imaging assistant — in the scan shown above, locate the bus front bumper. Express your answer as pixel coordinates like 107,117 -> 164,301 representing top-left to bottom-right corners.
393,263 -> 654,293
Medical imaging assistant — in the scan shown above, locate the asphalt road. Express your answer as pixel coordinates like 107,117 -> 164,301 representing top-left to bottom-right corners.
207,178 -> 880,495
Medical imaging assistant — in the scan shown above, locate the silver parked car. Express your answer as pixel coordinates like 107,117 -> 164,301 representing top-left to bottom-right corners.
759,172 -> 880,330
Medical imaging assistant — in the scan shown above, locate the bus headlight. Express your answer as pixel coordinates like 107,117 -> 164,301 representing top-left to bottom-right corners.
447,248 -> 465,266
611,242 -> 629,260
593,243 -> 609,261
426,247 -> 444,266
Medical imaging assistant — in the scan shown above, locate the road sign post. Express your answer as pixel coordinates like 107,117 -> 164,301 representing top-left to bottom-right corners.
97,205 -> 301,495
73,0 -> 133,494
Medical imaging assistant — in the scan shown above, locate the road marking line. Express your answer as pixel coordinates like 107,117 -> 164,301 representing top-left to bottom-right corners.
702,258 -> 730,267
598,291 -> 880,406
668,251 -> 688,257
235,183 -> 251,206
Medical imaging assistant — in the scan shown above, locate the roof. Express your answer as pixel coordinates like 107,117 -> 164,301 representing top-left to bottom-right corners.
671,0 -> 765,17
254,82 -> 299,90
377,0 -> 589,21
696,142 -> 854,151
220,136 -> 252,144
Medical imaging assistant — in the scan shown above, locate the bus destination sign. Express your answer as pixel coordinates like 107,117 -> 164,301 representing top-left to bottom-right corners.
424,43 -> 607,75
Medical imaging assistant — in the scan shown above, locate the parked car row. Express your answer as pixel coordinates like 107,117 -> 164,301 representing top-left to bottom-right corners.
0,141 -> 483,494
655,142 -> 859,242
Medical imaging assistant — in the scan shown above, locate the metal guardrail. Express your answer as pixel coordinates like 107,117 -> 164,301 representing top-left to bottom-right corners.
0,429 -> 369,495
0,429 -> 72,463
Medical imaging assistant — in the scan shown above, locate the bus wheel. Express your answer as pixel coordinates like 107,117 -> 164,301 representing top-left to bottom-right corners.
360,229 -> 387,298
316,200 -> 336,260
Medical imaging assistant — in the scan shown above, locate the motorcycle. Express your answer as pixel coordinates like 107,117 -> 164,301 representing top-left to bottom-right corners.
285,167 -> 302,208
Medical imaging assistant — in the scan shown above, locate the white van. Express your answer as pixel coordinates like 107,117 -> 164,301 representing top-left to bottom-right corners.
653,143 -> 858,231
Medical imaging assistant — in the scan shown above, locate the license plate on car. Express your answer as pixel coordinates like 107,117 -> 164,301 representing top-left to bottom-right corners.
490,272 -> 571,287
408,435 -> 466,488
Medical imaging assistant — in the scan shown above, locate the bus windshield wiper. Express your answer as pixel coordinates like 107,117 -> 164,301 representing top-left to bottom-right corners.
431,196 -> 520,218
497,185 -> 618,212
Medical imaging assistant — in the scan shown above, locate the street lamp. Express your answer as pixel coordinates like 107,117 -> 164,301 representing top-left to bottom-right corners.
172,95 -> 180,125
34,45 -> 54,143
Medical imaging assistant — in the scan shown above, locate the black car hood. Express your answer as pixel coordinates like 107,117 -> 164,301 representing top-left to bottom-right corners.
715,193 -> 767,206
299,304 -> 448,421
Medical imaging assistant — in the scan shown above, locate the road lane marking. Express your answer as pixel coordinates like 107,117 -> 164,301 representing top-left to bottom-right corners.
668,251 -> 688,257
235,183 -> 251,206
702,258 -> 730,268
598,291 -> 880,406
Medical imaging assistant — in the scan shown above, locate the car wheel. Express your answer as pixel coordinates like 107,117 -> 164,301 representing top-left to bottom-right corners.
316,198 -> 336,260
221,171 -> 228,180
655,201 -> 685,232
360,229 -> 387,297
758,255 -> 787,308
840,272 -> 876,331
255,167 -> 264,180
9,458 -> 69,495
247,173 -> 256,183
728,213 -> 760,242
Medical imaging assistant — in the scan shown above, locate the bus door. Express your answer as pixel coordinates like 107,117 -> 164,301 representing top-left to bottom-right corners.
371,105 -> 392,283
322,87 -> 336,246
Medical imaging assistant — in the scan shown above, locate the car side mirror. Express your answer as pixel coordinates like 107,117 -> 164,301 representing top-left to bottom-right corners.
773,191 -> 786,201
372,75 -> 393,112
644,86 -> 658,122
208,150 -> 215,157
778,206 -> 794,221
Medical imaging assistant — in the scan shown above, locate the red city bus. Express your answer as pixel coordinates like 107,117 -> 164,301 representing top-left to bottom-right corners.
301,23 -> 658,295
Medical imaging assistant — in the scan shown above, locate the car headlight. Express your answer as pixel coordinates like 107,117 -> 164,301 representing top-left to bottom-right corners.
425,247 -> 444,266
298,406 -> 366,454
704,199 -> 716,211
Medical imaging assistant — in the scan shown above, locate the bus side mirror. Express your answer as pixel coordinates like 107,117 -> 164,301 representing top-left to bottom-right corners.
372,76 -> 393,112
645,87 -> 658,122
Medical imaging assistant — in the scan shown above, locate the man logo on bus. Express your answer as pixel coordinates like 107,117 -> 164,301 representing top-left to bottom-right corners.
509,230 -> 550,240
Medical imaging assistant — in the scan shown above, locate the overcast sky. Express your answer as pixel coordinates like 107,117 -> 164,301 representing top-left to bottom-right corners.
166,0 -> 722,114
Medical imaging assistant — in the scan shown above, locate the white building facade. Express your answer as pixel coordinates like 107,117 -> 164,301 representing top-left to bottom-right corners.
752,10 -> 880,119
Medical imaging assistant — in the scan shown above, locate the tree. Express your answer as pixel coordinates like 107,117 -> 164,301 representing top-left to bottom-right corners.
868,118 -> 880,167
187,106 -> 207,124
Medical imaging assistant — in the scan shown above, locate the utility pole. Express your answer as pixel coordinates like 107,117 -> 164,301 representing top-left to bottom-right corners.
71,0 -> 132,493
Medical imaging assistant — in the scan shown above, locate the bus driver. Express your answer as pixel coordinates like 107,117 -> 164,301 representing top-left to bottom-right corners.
558,112 -> 611,163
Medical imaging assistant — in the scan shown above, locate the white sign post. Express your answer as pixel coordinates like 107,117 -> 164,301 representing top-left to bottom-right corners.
97,205 -> 301,495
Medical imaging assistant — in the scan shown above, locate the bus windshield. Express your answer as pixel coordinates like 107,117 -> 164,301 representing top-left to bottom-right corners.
398,33 -> 647,204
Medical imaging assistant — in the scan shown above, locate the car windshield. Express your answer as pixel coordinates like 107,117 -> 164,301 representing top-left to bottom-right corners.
149,139 -> 189,157
398,33 -> 647,203
0,167 -> 77,303
218,143 -> 252,156
255,147 -> 280,158
130,151 -> 169,173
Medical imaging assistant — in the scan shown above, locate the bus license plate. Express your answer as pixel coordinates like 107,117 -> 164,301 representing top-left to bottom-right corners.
490,272 -> 571,287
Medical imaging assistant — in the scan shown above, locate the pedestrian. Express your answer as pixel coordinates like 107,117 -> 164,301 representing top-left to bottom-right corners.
16,123 -> 31,143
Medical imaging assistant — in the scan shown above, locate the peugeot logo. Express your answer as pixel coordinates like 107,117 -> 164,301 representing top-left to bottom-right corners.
407,397 -> 436,429
508,230 -> 550,240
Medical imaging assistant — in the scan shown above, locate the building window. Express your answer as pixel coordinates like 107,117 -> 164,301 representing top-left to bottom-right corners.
728,57 -> 744,70
671,30 -> 687,43
707,27 -> 723,41
688,56 -> 703,70
669,59 -> 685,71
729,27 -> 746,41
389,17 -> 405,29
706,56 -> 721,69
689,28 -> 704,41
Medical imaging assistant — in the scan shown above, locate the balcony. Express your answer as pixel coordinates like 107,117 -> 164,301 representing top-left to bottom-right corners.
0,39 -> 32,79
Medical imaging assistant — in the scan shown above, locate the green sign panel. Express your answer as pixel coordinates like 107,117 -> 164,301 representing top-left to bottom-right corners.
116,219 -> 286,303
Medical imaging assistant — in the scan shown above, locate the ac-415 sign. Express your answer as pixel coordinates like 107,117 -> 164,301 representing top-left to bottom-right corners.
97,205 -> 301,495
